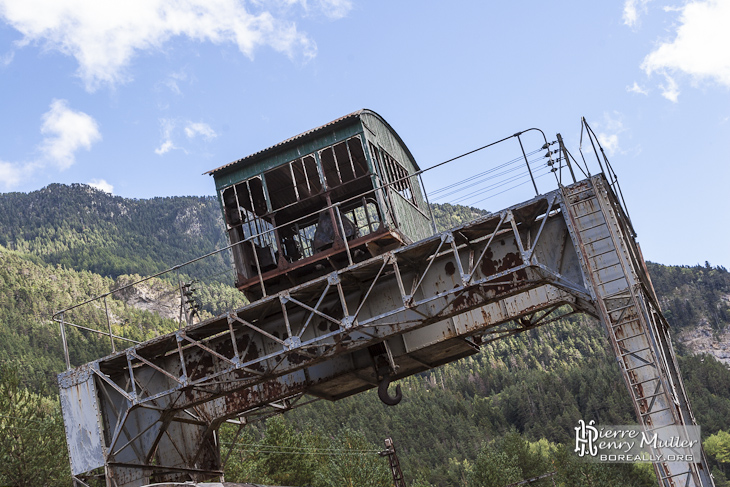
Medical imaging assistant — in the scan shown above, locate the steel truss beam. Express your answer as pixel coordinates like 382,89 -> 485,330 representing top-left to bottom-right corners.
58,175 -> 713,487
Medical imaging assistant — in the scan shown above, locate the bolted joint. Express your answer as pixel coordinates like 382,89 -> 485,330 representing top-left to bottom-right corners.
283,336 -> 301,351
341,316 -> 355,330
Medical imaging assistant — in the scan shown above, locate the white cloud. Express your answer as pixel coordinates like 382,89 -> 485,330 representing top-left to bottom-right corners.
0,99 -> 101,189
255,0 -> 353,20
623,0 -> 652,28
184,122 -> 217,140
595,112 -> 626,157
0,0 -> 318,91
0,160 -> 26,188
1,51 -> 13,66
155,118 -> 217,155
40,99 -> 101,169
88,178 -> 113,193
155,140 -> 175,155
659,74 -> 680,102
165,80 -> 183,96
155,119 -> 179,155
641,0 -> 730,91
162,70 -> 189,95
597,133 -> 619,156
309,0 -> 353,20
626,81 -> 649,95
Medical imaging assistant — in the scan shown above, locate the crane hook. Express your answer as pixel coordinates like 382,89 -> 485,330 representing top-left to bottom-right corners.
378,374 -> 402,406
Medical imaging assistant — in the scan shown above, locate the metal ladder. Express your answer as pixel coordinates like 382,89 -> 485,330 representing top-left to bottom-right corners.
561,177 -> 712,487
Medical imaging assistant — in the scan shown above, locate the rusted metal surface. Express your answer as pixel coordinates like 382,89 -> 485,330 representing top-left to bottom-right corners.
60,185 -> 594,486
58,365 -> 106,476
380,437 -> 406,487
56,115 -> 712,487
562,177 -> 712,487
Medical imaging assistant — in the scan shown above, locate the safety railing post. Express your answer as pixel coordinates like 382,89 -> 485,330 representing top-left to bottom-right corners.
59,312 -> 71,370
104,296 -> 115,353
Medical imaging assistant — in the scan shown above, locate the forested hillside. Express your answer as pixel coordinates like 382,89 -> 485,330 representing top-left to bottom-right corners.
0,184 -> 729,486
0,183 -> 228,277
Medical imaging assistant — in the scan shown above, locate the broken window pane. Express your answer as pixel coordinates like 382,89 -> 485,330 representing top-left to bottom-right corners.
248,177 -> 268,216
303,155 -> 322,194
266,164 -> 297,210
320,147 -> 340,189
349,136 -> 369,177
333,141 -> 355,183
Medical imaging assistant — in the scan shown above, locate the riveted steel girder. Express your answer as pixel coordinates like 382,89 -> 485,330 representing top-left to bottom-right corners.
58,174 -> 713,487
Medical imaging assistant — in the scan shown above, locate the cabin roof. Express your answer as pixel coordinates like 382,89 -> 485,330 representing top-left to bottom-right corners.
205,109 -> 419,178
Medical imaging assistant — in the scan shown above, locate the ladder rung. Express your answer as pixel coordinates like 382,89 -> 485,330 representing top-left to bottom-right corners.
620,347 -> 652,358
608,303 -> 634,314
567,187 -> 596,199
635,390 -> 667,402
574,208 -> 602,218
612,317 -> 640,328
659,471 -> 692,482
588,248 -> 618,261
642,421 -> 678,434
640,406 -> 672,417
616,331 -> 648,342
630,376 -> 661,387
625,362 -> 655,373
594,262 -> 621,273
578,221 -> 608,233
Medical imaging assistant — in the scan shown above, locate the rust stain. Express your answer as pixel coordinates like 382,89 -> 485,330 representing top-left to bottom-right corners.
287,353 -> 305,364
186,352 -> 215,382
224,379 -> 286,412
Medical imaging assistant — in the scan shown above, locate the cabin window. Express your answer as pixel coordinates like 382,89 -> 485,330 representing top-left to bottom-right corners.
379,148 -> 419,209
292,155 -> 322,199
266,165 -> 297,211
265,154 -> 325,211
220,134 -> 379,282
348,136 -> 369,177
319,136 -> 369,189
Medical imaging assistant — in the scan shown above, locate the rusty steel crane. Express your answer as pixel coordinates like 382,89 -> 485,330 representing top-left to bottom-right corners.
56,111 -> 714,487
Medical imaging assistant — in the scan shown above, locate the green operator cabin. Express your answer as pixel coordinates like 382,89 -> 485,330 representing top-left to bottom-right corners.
206,109 -> 435,301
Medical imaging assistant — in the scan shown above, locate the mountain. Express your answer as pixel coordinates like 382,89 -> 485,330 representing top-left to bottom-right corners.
1,183 -> 729,486
0,183 -> 228,277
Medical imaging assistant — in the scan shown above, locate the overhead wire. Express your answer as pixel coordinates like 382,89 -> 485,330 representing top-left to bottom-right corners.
221,442 -> 381,456
447,157 -> 549,205
466,165 -> 556,206
430,149 -> 541,196
431,160 -> 533,201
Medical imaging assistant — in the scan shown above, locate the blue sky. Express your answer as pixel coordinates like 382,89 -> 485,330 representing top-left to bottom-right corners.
1,1 -> 728,268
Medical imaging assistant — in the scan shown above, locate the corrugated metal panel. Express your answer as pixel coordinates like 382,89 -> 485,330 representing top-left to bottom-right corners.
205,110 -> 364,176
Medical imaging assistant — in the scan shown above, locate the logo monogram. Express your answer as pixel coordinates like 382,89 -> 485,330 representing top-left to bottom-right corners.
574,419 -> 599,457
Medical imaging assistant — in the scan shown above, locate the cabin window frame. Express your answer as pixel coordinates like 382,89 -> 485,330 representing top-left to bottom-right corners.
375,146 -> 422,211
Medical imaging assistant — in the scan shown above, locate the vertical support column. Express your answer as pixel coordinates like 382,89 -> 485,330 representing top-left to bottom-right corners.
380,437 -> 406,487
561,175 -> 714,487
